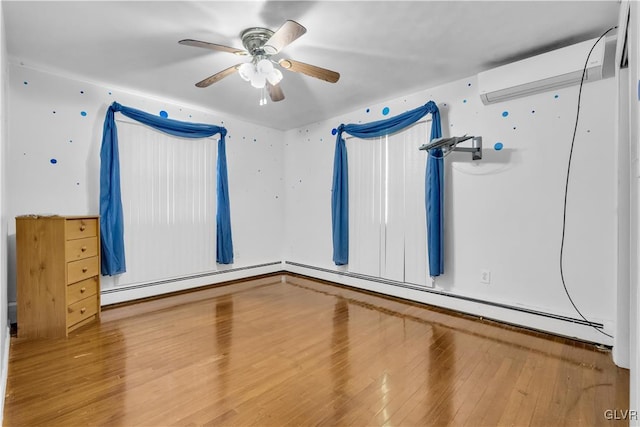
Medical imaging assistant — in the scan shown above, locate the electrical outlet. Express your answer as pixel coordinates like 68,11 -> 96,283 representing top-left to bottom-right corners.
480,269 -> 491,284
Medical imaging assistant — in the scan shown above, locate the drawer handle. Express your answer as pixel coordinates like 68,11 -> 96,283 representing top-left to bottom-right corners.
80,225 -> 86,231
80,307 -> 86,314
80,287 -> 86,293
82,267 -> 88,273
81,246 -> 87,252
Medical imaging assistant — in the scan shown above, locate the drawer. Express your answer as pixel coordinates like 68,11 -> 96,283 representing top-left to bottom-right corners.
66,218 -> 98,240
67,257 -> 99,285
67,295 -> 98,328
66,236 -> 98,261
67,276 -> 98,306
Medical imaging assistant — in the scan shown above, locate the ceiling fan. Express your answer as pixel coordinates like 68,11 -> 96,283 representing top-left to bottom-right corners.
179,20 -> 340,104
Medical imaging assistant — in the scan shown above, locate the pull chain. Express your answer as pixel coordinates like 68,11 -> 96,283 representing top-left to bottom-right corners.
259,86 -> 267,106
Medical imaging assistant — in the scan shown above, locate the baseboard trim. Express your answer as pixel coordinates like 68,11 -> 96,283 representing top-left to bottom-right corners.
283,261 -> 613,345
100,261 -> 283,305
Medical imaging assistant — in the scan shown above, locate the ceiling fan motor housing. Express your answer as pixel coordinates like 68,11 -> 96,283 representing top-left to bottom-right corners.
240,27 -> 276,56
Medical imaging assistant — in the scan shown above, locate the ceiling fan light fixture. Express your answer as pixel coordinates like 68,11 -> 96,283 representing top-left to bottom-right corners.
257,58 -> 274,74
250,73 -> 266,89
267,68 -> 283,85
238,62 -> 254,81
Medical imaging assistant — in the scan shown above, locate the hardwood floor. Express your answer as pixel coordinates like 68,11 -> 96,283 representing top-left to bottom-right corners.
3,274 -> 629,426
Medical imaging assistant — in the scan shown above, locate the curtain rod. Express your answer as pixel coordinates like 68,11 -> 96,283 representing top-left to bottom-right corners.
343,118 -> 431,141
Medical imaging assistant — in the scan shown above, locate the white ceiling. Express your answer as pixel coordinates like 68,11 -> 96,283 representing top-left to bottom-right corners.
3,1 -> 620,130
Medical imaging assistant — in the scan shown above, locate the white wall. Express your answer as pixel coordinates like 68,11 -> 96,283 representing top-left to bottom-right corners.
284,71 -> 618,345
627,0 -> 640,421
614,23 -> 631,370
6,63 -> 285,311
0,1 -> 9,423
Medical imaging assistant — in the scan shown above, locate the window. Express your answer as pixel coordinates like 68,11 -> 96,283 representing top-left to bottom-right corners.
347,121 -> 429,286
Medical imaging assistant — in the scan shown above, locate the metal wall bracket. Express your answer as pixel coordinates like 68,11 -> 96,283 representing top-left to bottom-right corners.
419,135 -> 482,160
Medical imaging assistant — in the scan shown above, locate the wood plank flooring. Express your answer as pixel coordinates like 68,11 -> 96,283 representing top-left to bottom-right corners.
3,274 -> 629,426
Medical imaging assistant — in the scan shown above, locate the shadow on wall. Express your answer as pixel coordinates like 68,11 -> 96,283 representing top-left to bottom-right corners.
449,148 -> 517,174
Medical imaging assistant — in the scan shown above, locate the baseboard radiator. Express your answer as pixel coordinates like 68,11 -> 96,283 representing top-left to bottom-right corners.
101,261 -> 283,295
284,261 -> 604,330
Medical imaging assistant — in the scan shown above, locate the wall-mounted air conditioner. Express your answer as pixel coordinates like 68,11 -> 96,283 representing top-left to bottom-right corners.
478,37 -> 607,105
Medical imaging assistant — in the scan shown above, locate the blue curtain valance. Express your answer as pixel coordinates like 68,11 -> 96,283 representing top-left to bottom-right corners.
100,101 -> 233,276
331,100 -> 444,276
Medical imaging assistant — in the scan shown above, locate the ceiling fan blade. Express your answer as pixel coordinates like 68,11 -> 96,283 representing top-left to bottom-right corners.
195,65 -> 241,88
179,39 -> 248,56
266,82 -> 285,102
278,59 -> 340,83
263,20 -> 307,54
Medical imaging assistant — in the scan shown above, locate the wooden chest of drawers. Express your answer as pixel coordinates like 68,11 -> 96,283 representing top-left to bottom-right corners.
16,215 -> 101,338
